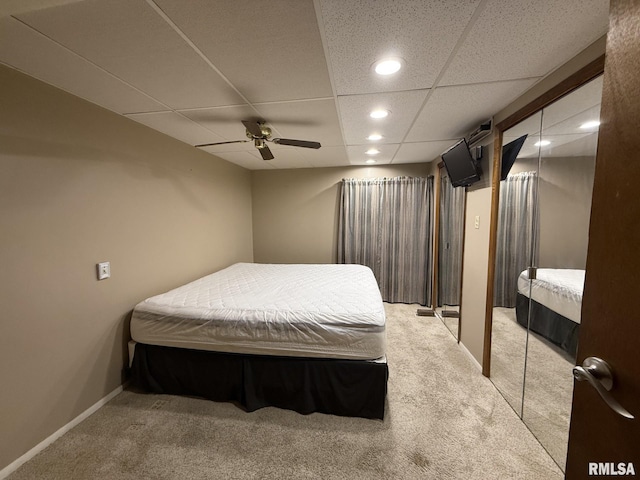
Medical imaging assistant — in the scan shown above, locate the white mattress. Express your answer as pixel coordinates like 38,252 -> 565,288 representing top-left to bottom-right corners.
130,263 -> 386,360
517,268 -> 585,323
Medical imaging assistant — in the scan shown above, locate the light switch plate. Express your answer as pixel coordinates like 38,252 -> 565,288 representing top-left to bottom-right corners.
475,215 -> 480,229
97,262 -> 110,280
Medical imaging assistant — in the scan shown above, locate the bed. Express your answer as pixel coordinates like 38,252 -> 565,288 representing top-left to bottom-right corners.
516,268 -> 584,357
129,263 -> 388,419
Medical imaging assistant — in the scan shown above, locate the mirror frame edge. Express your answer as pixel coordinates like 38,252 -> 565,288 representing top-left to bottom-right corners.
433,161 -> 467,342
432,163 -> 442,310
481,54 -> 606,377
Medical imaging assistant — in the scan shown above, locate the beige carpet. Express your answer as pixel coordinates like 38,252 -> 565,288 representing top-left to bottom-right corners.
7,304 -> 561,480
491,307 -> 574,471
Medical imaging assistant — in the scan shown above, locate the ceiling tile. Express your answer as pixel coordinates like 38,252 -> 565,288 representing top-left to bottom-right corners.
338,90 -> 429,145
318,0 -> 481,95
346,144 -> 399,165
154,0 -> 332,103
0,17 -> 165,114
192,141 -> 254,154
406,78 -> 538,142
125,111 -> 226,146
255,99 -> 343,147
206,151 -> 272,170
299,145 -> 350,168
440,0 -> 609,86
0,1 -> 84,17
264,146 -> 314,169
179,104 -> 261,140
16,0 -> 245,109
394,141 -> 455,164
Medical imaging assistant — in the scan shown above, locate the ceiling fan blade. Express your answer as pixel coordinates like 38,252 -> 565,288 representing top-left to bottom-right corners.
242,120 -> 264,137
272,138 -> 321,149
195,140 -> 249,148
259,144 -> 274,161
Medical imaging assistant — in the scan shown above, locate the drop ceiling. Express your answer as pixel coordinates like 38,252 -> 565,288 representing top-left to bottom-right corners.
0,0 -> 609,170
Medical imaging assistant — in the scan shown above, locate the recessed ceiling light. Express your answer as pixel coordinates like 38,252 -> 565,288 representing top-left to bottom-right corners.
365,148 -> 380,155
367,133 -> 383,141
373,58 -> 403,76
580,120 -> 601,129
366,159 -> 377,164
534,140 -> 551,147
370,109 -> 389,119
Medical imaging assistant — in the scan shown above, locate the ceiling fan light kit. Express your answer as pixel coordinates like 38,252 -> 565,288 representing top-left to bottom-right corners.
195,120 -> 320,161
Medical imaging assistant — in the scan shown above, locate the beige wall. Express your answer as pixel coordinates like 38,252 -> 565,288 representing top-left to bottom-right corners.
457,138 -> 494,363
251,163 -> 432,264
0,65 -> 253,470
459,185 -> 493,363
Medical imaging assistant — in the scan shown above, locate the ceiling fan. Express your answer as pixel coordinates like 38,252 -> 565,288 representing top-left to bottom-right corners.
195,120 -> 321,160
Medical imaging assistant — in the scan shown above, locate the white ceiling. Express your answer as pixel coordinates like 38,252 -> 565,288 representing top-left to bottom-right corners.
0,0 -> 609,170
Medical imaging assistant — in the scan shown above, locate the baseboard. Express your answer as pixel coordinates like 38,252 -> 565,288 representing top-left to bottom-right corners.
459,341 -> 482,372
0,383 -> 127,479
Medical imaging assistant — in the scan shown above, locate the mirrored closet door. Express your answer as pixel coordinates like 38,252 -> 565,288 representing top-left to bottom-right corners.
435,164 -> 466,339
490,110 -> 542,416
489,74 -> 602,472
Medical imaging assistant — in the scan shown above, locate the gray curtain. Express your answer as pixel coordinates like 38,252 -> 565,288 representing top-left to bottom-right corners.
438,174 -> 465,306
494,171 -> 538,307
338,176 -> 434,305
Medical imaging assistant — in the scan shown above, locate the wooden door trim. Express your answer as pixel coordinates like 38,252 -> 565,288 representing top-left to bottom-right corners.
482,55 -> 605,376
482,131 -> 503,376
566,1 -> 640,473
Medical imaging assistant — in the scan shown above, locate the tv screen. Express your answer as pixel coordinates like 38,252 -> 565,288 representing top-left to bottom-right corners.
441,139 -> 481,187
501,134 -> 527,180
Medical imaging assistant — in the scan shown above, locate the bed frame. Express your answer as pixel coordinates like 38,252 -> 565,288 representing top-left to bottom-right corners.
515,293 -> 579,358
131,343 -> 388,420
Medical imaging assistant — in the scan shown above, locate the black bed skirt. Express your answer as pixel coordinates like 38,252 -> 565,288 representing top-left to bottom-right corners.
515,293 -> 579,358
131,343 -> 388,420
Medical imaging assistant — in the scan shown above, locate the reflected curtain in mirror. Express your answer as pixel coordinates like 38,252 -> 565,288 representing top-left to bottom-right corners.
438,174 -> 465,306
494,171 -> 539,307
338,176 -> 433,305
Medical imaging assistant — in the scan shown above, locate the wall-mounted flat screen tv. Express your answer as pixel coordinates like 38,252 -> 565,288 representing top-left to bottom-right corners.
501,134 -> 528,180
441,139 -> 481,187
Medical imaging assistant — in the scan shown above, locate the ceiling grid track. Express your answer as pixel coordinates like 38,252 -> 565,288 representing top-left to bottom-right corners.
145,0 -> 286,141
8,14 -> 174,114
390,0 -> 490,164
312,0 -> 348,168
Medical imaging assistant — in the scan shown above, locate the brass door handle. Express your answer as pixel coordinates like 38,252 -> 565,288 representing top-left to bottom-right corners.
572,357 -> 634,420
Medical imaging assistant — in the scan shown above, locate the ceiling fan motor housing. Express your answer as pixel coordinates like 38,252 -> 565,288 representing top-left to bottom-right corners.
245,124 -> 272,142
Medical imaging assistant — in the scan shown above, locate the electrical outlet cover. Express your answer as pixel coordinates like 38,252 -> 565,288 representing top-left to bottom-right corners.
97,262 -> 110,280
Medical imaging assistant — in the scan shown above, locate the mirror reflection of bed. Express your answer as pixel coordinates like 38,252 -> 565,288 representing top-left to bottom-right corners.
490,75 -> 601,472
